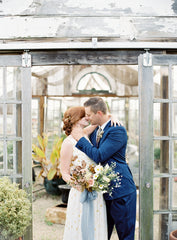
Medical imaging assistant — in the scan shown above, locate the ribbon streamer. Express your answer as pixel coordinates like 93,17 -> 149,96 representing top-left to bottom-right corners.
80,189 -> 98,240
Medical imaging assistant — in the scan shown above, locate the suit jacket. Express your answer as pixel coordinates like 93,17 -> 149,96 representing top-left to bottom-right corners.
75,120 -> 136,200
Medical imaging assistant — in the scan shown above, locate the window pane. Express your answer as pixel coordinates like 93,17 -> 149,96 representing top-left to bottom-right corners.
153,66 -> 169,99
6,141 -> 22,174
154,178 -> 169,211
153,103 -> 169,137
173,141 -> 177,173
172,65 -> 177,98
172,103 -> 177,136
0,68 -> 3,99
7,141 -> 13,170
153,214 -> 169,240
6,104 -> 21,137
172,177 -> 177,210
0,141 -> 3,169
154,140 -> 169,174
6,67 -> 22,100
0,104 -> 3,136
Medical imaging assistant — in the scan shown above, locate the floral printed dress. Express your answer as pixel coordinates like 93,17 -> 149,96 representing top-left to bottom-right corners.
62,135 -> 108,240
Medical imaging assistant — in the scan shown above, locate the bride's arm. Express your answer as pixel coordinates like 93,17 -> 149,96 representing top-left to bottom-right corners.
60,139 -> 73,183
83,125 -> 97,136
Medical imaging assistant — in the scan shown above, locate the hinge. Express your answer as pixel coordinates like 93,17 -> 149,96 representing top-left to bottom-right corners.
22,51 -> 31,67
143,49 -> 152,67
92,38 -> 97,48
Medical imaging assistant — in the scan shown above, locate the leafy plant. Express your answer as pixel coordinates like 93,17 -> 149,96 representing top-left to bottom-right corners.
32,134 -> 64,180
0,177 -> 31,240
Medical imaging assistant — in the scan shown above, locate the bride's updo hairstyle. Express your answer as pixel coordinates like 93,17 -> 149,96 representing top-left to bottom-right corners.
63,106 -> 85,136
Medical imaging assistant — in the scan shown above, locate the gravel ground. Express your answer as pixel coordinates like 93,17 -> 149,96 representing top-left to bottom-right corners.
32,178 -> 138,240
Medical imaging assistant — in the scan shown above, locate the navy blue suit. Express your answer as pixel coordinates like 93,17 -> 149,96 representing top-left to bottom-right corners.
76,121 -> 136,240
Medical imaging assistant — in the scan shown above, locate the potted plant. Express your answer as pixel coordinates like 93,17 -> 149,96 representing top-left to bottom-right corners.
170,230 -> 177,240
32,134 -> 66,196
0,177 -> 31,240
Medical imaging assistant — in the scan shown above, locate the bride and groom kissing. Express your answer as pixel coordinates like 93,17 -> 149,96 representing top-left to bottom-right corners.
60,97 -> 136,240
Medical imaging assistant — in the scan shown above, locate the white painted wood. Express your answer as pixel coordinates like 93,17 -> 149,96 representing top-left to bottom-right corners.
0,0 -> 175,16
1,41 -> 177,50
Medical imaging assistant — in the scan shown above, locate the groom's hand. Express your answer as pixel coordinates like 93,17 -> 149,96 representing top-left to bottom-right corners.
72,126 -> 84,141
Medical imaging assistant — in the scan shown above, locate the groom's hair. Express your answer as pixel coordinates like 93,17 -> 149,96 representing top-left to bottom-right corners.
84,97 -> 107,114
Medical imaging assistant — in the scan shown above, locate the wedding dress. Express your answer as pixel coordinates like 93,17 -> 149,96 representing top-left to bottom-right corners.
62,135 -> 108,240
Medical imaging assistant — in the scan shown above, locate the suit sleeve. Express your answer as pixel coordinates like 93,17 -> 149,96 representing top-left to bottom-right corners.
75,126 -> 127,164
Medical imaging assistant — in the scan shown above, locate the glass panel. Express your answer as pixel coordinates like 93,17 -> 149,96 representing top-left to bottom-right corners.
153,66 -> 169,99
173,141 -> 177,173
153,214 -> 169,240
6,141 -> 22,174
0,104 -> 3,136
172,177 -> 177,210
32,99 -> 39,141
154,178 -> 169,211
0,141 -> 3,169
172,103 -> 177,137
0,68 -> 3,99
153,103 -> 169,137
6,104 -> 21,137
7,141 -> 13,170
46,98 -> 61,136
171,214 -> 177,232
154,140 -> 169,174
16,141 -> 22,174
111,99 -> 126,125
172,65 -> 177,98
6,67 -> 22,100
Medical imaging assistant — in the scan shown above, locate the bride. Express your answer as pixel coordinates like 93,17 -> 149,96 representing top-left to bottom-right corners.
60,106 -> 108,240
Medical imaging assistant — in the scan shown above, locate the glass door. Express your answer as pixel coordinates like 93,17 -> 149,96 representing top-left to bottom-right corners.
139,53 -> 177,240
0,53 -> 32,240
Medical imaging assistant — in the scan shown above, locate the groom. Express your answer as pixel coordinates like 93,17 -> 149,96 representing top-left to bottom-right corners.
72,97 -> 137,240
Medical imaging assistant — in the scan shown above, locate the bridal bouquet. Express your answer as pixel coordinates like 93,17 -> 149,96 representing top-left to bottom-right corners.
69,160 -> 122,195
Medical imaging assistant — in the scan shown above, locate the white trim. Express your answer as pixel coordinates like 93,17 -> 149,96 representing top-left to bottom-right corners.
0,41 -> 177,50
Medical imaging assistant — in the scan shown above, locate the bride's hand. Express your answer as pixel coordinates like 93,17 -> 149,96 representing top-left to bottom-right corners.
83,125 -> 97,136
109,114 -> 123,127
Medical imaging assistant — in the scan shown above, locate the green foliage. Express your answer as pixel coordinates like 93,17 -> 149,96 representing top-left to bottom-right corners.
0,177 -> 31,240
32,134 -> 64,180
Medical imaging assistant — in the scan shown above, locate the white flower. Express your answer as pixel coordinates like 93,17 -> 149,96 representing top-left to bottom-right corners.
93,174 -> 99,180
99,184 -> 104,189
103,176 -> 110,183
94,164 -> 103,174
104,164 -> 110,171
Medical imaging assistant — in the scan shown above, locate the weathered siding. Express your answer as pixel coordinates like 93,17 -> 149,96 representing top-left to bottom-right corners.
0,0 -> 177,42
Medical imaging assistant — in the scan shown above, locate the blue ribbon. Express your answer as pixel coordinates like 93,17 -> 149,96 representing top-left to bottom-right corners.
80,189 -> 98,240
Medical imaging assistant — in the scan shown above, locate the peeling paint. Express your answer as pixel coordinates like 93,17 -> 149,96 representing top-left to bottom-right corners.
0,0 -> 175,16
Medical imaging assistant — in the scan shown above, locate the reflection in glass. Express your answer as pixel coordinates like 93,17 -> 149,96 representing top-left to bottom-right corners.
153,178 -> 169,211
153,214 -> 169,240
6,104 -> 21,137
0,141 -> 3,169
6,67 -> 22,100
172,66 -> 177,98
172,178 -> 177,210
0,104 -> 3,136
173,103 -> 177,136
153,66 -> 168,99
154,140 -> 169,174
153,103 -> 169,137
